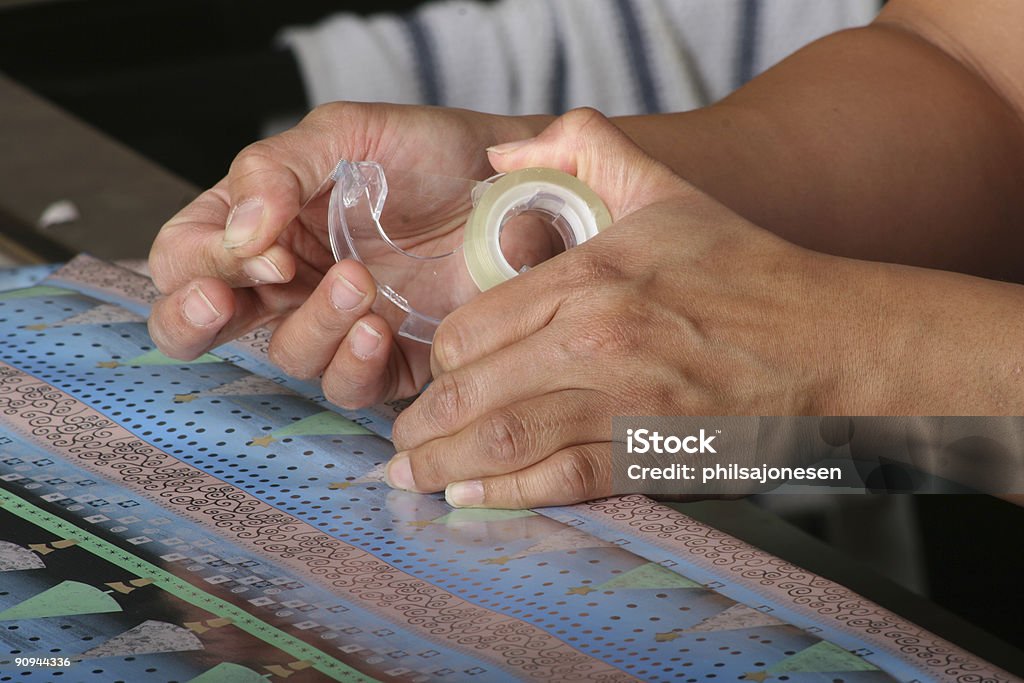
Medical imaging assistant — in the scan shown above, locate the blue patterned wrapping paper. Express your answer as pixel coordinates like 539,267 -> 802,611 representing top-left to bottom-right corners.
0,255 -> 1010,683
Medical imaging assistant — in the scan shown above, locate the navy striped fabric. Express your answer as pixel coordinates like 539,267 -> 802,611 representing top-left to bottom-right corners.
549,7 -> 568,114
736,0 -> 762,89
614,0 -> 662,113
402,12 -> 442,106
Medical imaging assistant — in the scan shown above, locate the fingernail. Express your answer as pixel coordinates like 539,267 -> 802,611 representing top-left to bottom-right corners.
446,480 -> 484,507
331,273 -> 365,311
242,255 -> 285,284
486,137 -> 534,155
351,321 -> 382,360
385,453 -> 416,491
224,199 -> 263,248
182,285 -> 221,326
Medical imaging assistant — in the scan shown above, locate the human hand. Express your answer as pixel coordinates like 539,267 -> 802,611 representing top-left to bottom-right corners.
386,108 -> 884,508
148,103 -> 545,407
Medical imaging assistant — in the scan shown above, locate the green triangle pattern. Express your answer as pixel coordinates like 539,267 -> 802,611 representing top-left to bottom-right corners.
0,541 -> 45,571
0,286 -> 75,301
768,641 -> 878,673
271,411 -> 372,437
596,563 -> 702,591
80,620 -> 203,658
0,580 -> 121,620
685,604 -> 784,632
433,508 -> 537,525
54,303 -> 144,327
123,349 -> 223,366
185,662 -> 267,683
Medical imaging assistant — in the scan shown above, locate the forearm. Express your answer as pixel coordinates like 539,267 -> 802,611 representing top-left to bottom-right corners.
860,260 -> 1024,416
614,21 -> 1024,282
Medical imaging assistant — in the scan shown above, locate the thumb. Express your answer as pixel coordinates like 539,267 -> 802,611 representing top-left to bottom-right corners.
486,107 -> 692,220
221,106 -> 361,257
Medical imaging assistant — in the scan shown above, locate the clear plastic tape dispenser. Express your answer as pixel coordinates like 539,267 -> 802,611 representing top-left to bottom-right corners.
324,160 -> 612,343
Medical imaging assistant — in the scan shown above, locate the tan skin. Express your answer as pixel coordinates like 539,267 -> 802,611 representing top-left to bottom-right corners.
149,0 -> 1024,508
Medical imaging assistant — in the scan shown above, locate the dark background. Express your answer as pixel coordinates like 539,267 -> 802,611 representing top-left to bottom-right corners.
1,0 -> 1021,662
0,0 -> 439,187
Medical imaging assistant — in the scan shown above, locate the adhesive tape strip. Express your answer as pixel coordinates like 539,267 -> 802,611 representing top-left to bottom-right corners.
463,168 -> 613,291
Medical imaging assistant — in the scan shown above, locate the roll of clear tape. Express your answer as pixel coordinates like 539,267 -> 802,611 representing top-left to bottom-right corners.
463,168 -> 613,291
326,160 -> 611,343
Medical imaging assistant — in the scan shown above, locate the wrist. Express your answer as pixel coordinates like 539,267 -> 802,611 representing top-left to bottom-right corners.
825,258 -> 1024,416
808,254 -> 908,416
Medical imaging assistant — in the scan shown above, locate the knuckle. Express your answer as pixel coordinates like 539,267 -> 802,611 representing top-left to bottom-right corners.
564,248 -> 626,292
554,449 -> 600,502
229,142 -> 296,192
559,327 -> 607,361
230,141 -> 274,176
479,411 -> 529,470
560,107 -> 610,136
425,372 -> 470,434
559,316 -> 632,361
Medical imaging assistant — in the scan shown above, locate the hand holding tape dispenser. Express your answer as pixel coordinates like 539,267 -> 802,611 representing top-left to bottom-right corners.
323,160 -> 612,343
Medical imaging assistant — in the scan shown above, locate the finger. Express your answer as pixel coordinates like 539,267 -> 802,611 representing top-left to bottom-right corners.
267,260 -> 377,380
486,107 -> 691,219
429,264 -> 570,376
444,442 -> 613,509
150,183 -> 299,293
220,119 -> 349,258
384,389 -> 606,493
393,322 -> 579,450
428,110 -> 689,378
148,279 -> 234,361
149,274 -> 319,360
320,313 -> 413,409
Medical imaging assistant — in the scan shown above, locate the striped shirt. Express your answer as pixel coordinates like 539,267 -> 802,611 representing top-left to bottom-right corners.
281,0 -> 878,116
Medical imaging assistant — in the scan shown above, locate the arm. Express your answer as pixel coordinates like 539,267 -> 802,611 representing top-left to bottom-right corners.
613,0 -> 1024,282
389,110 -> 1024,509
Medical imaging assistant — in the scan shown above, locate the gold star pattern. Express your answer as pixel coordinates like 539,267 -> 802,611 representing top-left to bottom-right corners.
265,660 -> 313,677
566,585 -> 596,596
173,393 -> 199,403
655,631 -> 681,642
28,538 -> 78,555
328,482 -> 354,490
96,361 -> 120,369
742,671 -> 770,682
105,577 -> 154,594
248,435 -> 276,447
23,324 -> 48,331
406,520 -> 433,529
480,555 -> 514,565
185,617 -> 234,634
